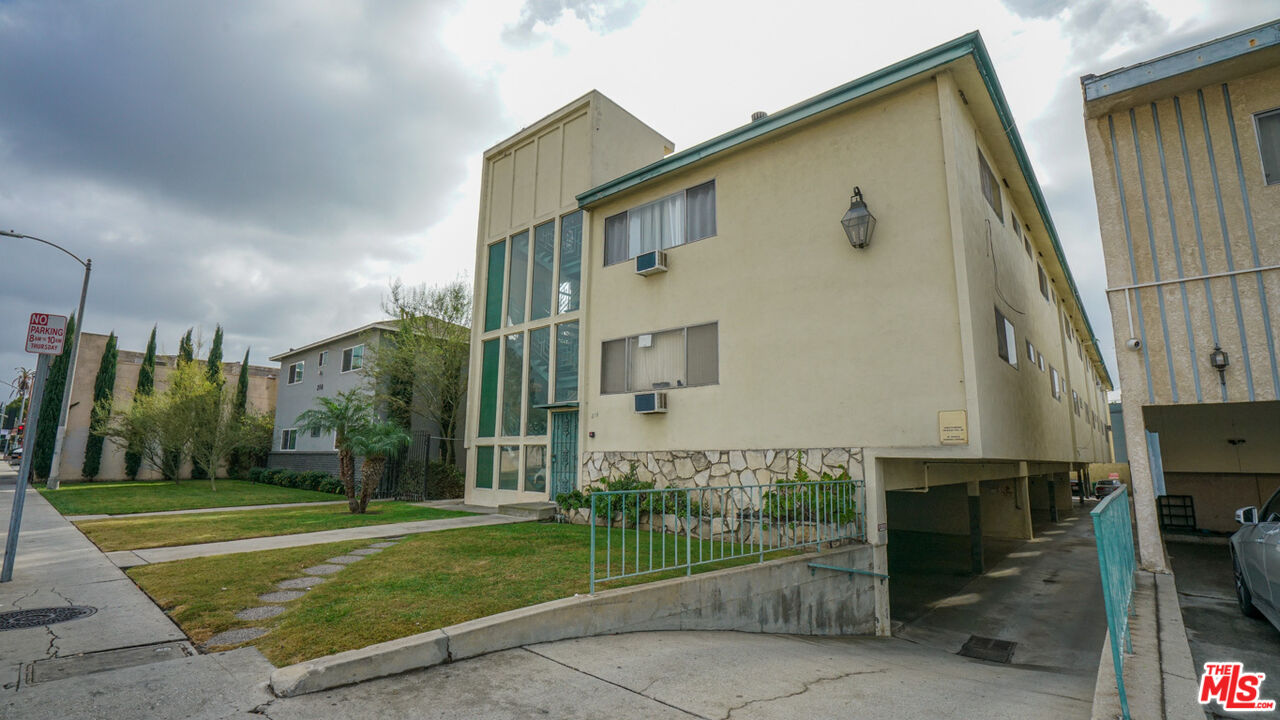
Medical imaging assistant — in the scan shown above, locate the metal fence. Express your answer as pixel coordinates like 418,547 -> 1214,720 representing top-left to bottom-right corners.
1091,486 -> 1136,720
377,433 -> 456,499
587,479 -> 865,593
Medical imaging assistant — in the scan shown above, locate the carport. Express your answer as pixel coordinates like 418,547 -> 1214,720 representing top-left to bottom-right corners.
879,459 -> 1056,625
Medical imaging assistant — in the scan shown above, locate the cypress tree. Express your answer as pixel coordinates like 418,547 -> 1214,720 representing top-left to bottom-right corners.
33,313 -> 75,480
234,347 -> 250,414
206,325 -> 224,386
173,327 -> 197,478
178,328 -> 194,365
81,333 -> 118,479
191,325 -> 225,480
125,326 -> 157,479
227,347 -> 252,477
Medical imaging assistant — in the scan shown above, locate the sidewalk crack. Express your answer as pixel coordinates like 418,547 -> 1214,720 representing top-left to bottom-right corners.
721,669 -> 886,719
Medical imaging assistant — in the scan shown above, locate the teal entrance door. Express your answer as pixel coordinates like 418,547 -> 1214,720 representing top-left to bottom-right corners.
550,411 -> 578,498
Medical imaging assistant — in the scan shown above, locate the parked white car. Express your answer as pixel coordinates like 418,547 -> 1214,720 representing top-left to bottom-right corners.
1231,487 -> 1280,632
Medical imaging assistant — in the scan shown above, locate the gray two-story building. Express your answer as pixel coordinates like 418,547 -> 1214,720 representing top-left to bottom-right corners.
268,321 -> 397,476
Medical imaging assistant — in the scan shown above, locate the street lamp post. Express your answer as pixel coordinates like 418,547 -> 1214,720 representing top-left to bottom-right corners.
1,230 -> 92,489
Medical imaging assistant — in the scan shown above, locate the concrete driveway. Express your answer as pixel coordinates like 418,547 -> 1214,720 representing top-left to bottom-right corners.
893,506 -> 1108,680
1168,540 -> 1280,719
260,630 -> 1092,719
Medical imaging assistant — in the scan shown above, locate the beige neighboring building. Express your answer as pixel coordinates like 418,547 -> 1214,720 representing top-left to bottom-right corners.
1082,21 -> 1280,571
56,331 -> 278,481
465,32 -> 1113,630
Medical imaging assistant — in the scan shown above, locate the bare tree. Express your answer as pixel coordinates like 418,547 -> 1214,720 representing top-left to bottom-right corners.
367,279 -> 471,465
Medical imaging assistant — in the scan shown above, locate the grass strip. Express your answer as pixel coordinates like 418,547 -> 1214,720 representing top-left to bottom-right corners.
39,479 -> 341,515
78,502 -> 475,551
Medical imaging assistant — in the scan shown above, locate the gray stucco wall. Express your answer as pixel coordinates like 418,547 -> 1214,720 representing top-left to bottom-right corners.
272,329 -> 389,455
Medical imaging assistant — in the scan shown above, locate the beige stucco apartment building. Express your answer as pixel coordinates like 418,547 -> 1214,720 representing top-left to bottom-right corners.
465,32 -> 1112,628
56,331 -> 277,481
1083,21 -> 1280,570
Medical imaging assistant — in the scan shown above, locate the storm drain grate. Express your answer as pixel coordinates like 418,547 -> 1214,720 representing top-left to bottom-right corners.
958,635 -> 1016,664
0,606 -> 97,631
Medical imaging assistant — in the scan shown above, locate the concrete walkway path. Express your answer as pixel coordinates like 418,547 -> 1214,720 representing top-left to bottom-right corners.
66,498 -> 390,521
0,467 -> 275,719
106,512 -> 531,568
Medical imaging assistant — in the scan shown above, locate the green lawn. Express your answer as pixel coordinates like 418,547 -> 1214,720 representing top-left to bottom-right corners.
77,502 -> 476,551
128,522 -> 796,666
39,479 -> 343,516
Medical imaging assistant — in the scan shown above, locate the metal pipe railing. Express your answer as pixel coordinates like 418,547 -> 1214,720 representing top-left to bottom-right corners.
586,479 -> 865,593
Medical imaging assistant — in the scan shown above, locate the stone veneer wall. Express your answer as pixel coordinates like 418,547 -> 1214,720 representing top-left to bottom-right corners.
582,448 -> 864,488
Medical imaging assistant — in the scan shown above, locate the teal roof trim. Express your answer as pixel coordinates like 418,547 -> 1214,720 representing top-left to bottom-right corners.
576,32 -> 1113,387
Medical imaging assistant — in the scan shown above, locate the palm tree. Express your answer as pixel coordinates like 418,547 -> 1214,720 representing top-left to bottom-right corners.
347,419 -> 410,513
295,390 -> 372,513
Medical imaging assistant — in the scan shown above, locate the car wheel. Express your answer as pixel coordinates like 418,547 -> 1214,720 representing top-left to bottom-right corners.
1234,553 -> 1262,619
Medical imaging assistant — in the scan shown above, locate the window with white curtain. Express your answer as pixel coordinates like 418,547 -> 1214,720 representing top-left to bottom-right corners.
600,323 -> 718,394
604,181 -> 716,265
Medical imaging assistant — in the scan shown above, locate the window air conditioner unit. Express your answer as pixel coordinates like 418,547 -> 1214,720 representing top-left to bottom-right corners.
635,250 -> 668,276
634,391 -> 668,414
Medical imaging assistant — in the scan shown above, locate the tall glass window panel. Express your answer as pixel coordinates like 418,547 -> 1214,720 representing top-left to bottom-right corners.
558,211 -> 582,312
601,339 -> 626,394
478,339 -> 500,438
526,326 -> 550,436
686,323 -> 719,386
628,329 -> 685,391
685,181 -> 716,241
475,446 -> 494,489
524,445 -> 547,493
531,221 -> 555,321
555,321 -> 579,402
502,334 -> 524,437
484,240 -> 505,332
498,445 -> 520,490
506,231 -> 529,326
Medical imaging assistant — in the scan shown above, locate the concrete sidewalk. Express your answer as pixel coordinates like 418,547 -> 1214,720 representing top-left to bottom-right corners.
0,467 -> 275,718
106,512 -> 531,568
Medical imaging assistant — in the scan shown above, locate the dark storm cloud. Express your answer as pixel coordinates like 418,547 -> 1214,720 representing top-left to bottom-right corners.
0,0 -> 502,378
503,0 -> 643,45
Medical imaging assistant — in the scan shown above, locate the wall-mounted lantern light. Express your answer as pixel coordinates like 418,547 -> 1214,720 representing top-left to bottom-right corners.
841,187 -> 876,249
1209,344 -> 1229,386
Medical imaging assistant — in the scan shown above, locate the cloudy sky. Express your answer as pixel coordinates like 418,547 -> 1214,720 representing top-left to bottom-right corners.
0,0 -> 1274,403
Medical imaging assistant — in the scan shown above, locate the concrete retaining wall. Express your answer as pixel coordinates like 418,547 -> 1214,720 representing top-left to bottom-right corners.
270,542 -> 878,697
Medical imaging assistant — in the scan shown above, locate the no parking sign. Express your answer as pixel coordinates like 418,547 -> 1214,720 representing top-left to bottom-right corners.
25,312 -> 66,355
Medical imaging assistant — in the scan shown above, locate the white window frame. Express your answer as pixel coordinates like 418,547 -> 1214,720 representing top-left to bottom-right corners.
318,350 -> 328,368
287,361 -> 304,385
603,180 -> 717,266
1253,107 -> 1280,185
341,344 -> 365,373
281,428 -> 298,451
995,308 -> 1017,368
1050,367 -> 1062,400
977,148 -> 1003,222
601,322 -> 719,394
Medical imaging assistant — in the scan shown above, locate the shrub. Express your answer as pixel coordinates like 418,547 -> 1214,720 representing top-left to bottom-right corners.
425,461 -> 464,500
245,466 -> 343,495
